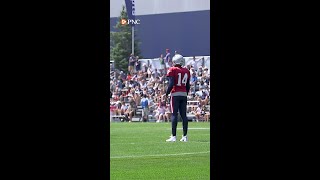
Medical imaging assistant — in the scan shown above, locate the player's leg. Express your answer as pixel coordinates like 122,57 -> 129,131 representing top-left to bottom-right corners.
166,96 -> 179,142
179,96 -> 188,142
171,96 -> 180,136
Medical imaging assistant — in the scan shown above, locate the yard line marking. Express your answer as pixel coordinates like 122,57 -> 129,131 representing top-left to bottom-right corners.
110,141 -> 210,145
110,151 -> 210,159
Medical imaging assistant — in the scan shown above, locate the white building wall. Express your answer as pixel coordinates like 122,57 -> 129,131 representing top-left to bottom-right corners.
110,0 -> 210,17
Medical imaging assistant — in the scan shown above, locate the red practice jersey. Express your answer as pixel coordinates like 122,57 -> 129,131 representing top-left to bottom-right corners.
166,66 -> 191,96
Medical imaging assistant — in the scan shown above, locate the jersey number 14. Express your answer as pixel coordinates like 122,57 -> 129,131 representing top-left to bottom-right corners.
177,73 -> 188,86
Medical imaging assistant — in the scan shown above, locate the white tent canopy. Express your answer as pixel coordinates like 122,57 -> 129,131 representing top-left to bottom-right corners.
138,56 -> 210,72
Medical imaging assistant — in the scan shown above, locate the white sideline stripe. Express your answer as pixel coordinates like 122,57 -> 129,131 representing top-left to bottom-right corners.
110,151 -> 210,159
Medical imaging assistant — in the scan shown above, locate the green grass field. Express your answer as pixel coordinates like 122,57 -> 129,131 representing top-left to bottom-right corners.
110,122 -> 210,180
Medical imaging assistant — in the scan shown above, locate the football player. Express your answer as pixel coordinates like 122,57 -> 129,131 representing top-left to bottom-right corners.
164,54 -> 191,142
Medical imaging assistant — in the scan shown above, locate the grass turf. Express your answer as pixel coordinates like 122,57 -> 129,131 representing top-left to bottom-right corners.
110,122 -> 210,180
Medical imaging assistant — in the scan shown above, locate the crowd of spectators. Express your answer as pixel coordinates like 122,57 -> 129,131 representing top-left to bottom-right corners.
110,51 -> 211,122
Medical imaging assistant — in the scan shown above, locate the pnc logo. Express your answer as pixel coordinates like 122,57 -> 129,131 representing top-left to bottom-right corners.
121,18 -> 127,25
120,18 -> 140,25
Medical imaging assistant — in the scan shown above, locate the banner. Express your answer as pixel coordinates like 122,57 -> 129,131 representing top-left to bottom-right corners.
124,0 -> 136,26
150,59 -> 162,70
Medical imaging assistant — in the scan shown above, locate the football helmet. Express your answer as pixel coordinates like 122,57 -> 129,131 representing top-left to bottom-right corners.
172,54 -> 184,66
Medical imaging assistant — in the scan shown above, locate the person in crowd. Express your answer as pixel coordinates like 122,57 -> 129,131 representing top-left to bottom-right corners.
197,66 -> 203,77
120,101 -> 128,115
190,73 -> 198,95
140,79 -> 148,89
203,67 -> 209,78
200,105 -> 206,122
152,68 -> 159,78
165,105 -> 172,123
133,89 -> 141,106
194,105 -> 202,122
142,87 -> 148,96
135,56 -> 140,72
159,54 -> 166,72
126,73 -> 132,81
110,102 -> 117,119
153,77 -> 160,91
119,91 -> 126,102
147,64 -> 153,78
124,104 -> 134,122
186,65 -> 191,70
114,101 -> 122,115
148,75 -> 155,85
140,94 -> 149,122
142,64 -> 148,73
128,53 -> 136,74
190,56 -> 196,70
165,48 -> 172,67
190,67 -> 196,77
155,104 -> 166,123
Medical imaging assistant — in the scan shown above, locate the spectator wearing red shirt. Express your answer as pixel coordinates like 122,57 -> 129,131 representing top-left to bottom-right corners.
127,73 -> 132,81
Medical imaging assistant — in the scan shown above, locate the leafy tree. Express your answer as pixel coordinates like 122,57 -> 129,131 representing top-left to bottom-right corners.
110,5 -> 142,73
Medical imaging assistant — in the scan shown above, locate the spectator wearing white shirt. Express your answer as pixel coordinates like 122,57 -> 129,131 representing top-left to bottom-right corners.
190,68 -> 196,77
155,105 -> 166,123
152,68 -> 159,78
124,104 -> 134,122
148,76 -> 155,85
202,67 -> 209,78
140,79 -> 147,89
124,81 -> 130,88
147,65 -> 153,78
128,81 -> 134,88
165,105 -> 172,122
194,105 -> 202,122
153,77 -> 160,91
197,66 -> 203,76
120,102 -> 128,115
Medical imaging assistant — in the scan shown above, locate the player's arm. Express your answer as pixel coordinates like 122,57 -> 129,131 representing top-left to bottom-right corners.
186,71 -> 191,95
165,68 -> 174,96
186,78 -> 190,95
166,76 -> 174,96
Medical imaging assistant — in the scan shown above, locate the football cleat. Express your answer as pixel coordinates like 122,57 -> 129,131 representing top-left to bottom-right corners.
166,136 -> 176,142
180,136 -> 188,142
